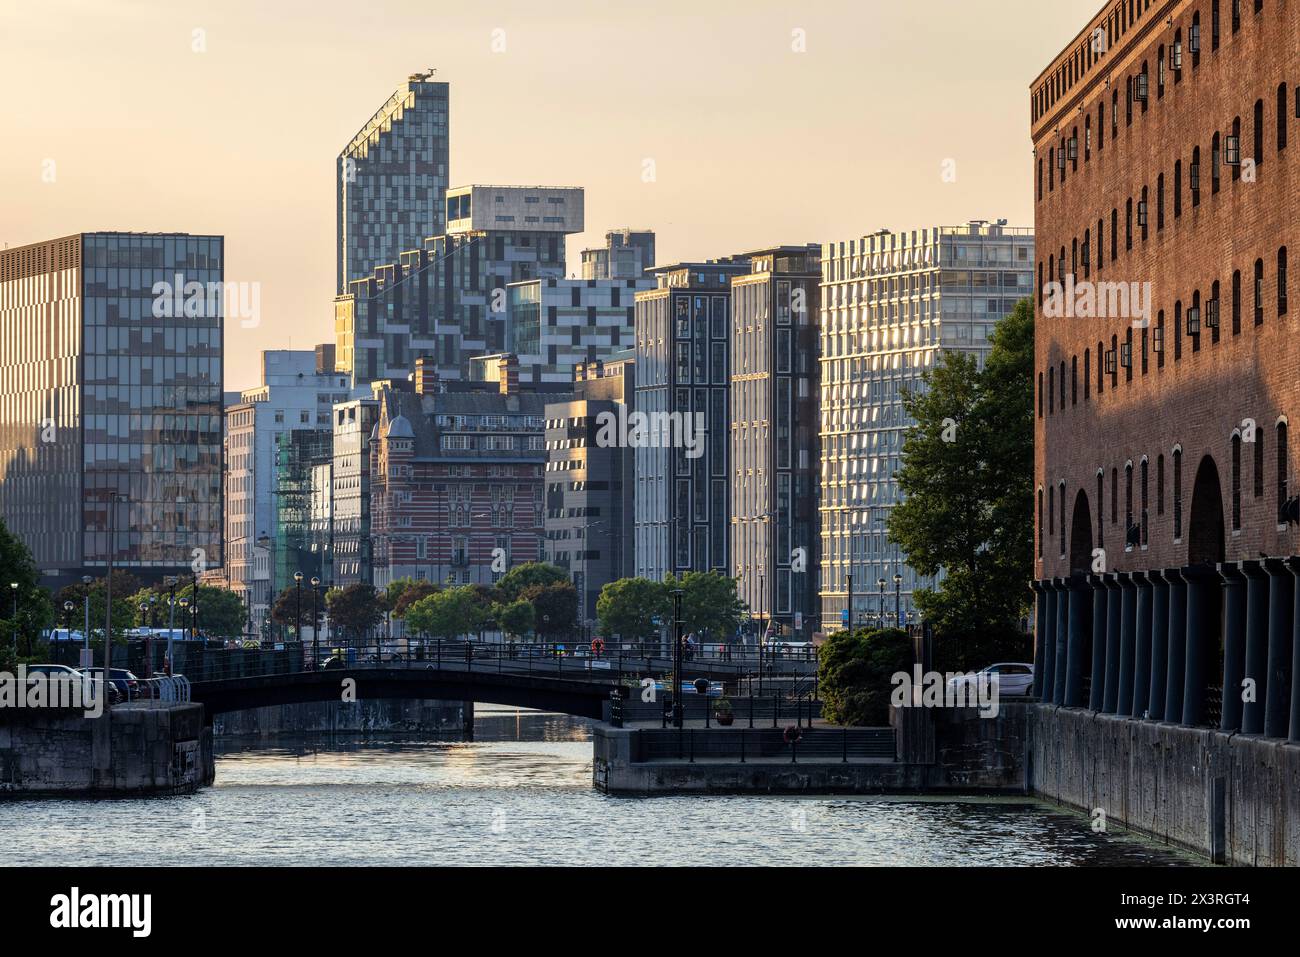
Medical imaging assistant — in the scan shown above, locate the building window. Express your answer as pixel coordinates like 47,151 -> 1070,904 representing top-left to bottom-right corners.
1157,454 -> 1165,516
1173,449 -> 1183,539
1125,462 -> 1134,549
1097,471 -> 1105,548
1279,247 -> 1289,316
1233,269 -> 1242,334
1255,258 -> 1265,325
1140,458 -> 1149,546
1232,434 -> 1242,530
1279,422 -> 1290,524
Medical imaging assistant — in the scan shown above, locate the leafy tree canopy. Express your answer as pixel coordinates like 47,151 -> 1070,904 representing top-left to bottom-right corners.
818,627 -> 913,726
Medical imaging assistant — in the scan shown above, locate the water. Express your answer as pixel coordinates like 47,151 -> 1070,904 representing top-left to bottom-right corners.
1,708 -> 1196,866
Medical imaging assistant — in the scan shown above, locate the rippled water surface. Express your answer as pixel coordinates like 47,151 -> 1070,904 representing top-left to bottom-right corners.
0,709 -> 1199,866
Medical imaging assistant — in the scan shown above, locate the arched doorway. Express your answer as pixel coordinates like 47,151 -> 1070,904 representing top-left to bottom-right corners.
1069,490 -> 1094,575
1187,454 -> 1226,725
1188,455 -> 1226,566
1069,489 -> 1095,692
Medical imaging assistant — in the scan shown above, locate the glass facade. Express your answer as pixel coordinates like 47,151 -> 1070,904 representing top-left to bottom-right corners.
819,223 -> 1034,630
337,78 -> 450,295
0,232 -> 224,583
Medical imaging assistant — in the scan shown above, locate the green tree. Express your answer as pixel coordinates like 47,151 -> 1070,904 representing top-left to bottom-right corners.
326,583 -> 385,640
664,571 -> 747,640
494,599 -> 535,640
596,577 -> 669,643
389,580 -> 439,619
405,586 -> 485,641
522,582 -> 578,639
54,572 -> 138,646
0,517 -> 53,658
888,299 -> 1034,647
497,562 -> 570,601
818,627 -> 913,726
126,583 -> 246,638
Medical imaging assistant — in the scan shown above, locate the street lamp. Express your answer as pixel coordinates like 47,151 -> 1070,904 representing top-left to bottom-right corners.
877,577 -> 887,627
9,582 -> 18,653
294,571 -> 304,642
894,573 -> 903,628
310,576 -> 321,665
671,588 -> 685,729
178,596 -> 190,643
81,575 -> 93,667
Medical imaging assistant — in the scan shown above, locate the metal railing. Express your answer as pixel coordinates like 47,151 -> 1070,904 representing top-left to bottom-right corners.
165,639 -> 816,687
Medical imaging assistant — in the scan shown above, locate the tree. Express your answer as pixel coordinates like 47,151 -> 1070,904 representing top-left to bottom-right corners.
405,586 -> 485,641
597,577 -> 669,643
497,562 -> 570,601
522,582 -> 578,639
494,599 -> 534,640
54,572 -> 137,645
664,571 -> 747,640
389,580 -> 439,619
888,299 -> 1034,650
818,627 -> 913,726
0,517 -> 53,658
327,584 -> 385,640
127,583 -> 246,638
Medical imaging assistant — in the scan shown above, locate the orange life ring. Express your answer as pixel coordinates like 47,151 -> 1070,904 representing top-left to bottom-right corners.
591,638 -> 605,653
783,725 -> 802,745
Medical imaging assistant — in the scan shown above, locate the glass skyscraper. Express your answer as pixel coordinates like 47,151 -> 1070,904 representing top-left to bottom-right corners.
0,232 -> 225,586
336,74 -> 450,295
819,221 -> 1034,630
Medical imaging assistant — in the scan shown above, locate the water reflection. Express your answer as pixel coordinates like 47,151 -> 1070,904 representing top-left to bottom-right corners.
2,708 -> 1199,867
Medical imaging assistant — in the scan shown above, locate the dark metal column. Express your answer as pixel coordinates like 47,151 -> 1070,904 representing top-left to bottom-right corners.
1264,558 -> 1293,739
1102,573 -> 1122,713
1132,571 -> 1152,718
1117,572 -> 1137,716
1147,570 -> 1168,720
1041,580 -> 1059,704
1241,560 -> 1270,735
1064,575 -> 1088,707
1031,580 -> 1047,700
1182,565 -> 1218,727
1164,568 -> 1187,723
1088,574 -> 1108,710
1054,577 -> 1069,705
1219,562 -> 1247,732
1286,558 -> 1300,743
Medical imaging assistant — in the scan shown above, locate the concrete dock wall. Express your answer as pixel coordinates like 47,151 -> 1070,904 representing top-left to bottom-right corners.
0,704 -> 214,797
1028,704 -> 1300,866
212,699 -> 468,738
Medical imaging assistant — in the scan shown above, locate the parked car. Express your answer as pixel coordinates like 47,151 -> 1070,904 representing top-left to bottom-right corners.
947,662 -> 1034,697
30,665 -> 123,704
320,656 -> 346,671
76,667 -> 143,699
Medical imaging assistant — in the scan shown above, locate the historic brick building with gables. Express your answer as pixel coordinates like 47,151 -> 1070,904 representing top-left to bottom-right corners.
368,354 -> 560,589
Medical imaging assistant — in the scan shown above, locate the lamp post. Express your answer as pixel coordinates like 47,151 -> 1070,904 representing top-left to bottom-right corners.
178,597 -> 189,643
893,573 -> 903,629
81,575 -> 93,668
846,572 -> 853,635
294,572 -> 304,643
877,577 -> 887,628
310,576 -> 321,666
671,587 -> 685,728
62,601 -> 75,646
9,582 -> 17,654
165,576 -> 178,676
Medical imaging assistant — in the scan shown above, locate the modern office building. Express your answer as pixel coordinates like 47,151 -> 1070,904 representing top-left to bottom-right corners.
0,232 -> 224,587
334,186 -> 583,386
337,73 -> 450,294
507,277 -> 652,386
581,228 -> 656,280
544,352 -> 636,625
330,396 -> 379,587
730,245 -> 822,639
819,222 -> 1034,631
633,256 -> 751,581
1031,2 -> 1300,734
368,357 -> 555,589
224,348 -> 351,632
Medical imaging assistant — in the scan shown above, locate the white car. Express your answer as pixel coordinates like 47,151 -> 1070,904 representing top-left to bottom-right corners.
946,662 -> 1035,697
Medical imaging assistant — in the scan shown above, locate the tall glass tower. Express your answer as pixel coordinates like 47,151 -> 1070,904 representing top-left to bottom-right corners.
336,74 -> 450,295
0,232 -> 225,587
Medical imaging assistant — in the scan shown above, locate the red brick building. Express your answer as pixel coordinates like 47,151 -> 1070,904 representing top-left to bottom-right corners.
1031,1 -> 1299,738
369,356 -> 557,590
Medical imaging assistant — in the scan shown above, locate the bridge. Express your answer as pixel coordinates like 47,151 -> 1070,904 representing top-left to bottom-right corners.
178,641 -> 818,722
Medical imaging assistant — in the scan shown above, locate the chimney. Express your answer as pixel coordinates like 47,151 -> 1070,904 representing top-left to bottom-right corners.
414,356 -> 439,395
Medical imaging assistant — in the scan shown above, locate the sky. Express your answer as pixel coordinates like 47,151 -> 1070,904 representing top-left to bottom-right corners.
0,0 -> 1101,391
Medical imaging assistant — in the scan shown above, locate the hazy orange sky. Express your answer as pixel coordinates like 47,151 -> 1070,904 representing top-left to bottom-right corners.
1,0 -> 1100,390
